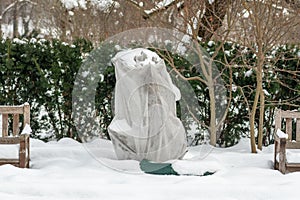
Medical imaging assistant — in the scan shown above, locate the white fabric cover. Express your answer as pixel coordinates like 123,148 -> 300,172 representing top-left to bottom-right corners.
108,48 -> 187,162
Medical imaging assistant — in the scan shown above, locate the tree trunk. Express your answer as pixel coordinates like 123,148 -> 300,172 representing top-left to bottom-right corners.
258,87 -> 265,150
250,49 -> 265,152
0,17 -> 2,37
208,79 -> 217,146
257,44 -> 265,150
13,2 -> 18,38
21,4 -> 29,37
249,84 -> 259,153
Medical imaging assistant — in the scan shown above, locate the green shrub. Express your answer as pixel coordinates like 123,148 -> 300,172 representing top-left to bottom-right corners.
0,37 -> 93,141
0,37 -> 298,146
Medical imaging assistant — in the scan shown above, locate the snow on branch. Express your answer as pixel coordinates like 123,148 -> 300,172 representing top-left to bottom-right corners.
245,0 -> 297,14
144,0 -> 183,16
125,0 -> 184,19
60,0 -> 120,12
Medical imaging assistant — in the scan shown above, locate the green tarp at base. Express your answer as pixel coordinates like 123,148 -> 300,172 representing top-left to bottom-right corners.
139,159 -> 215,176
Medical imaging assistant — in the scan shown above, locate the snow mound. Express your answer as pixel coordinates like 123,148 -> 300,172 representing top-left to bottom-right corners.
30,138 -> 46,147
57,137 -> 81,146
224,138 -> 251,152
87,138 -> 114,149
172,159 -> 222,176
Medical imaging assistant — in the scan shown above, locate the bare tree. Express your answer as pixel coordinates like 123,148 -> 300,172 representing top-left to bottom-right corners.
140,0 -> 239,146
0,0 -> 36,38
229,0 -> 300,152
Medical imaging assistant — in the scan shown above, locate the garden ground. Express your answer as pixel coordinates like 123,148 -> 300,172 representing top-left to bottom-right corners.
0,137 -> 299,200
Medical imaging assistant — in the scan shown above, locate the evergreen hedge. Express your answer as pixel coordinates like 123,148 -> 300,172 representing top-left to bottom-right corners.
0,38 -> 93,141
0,37 -> 299,146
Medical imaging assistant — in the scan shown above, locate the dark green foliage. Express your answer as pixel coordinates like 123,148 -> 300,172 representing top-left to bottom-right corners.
0,37 -> 298,146
70,42 -> 120,141
0,37 -> 93,141
263,45 -> 300,144
95,65 -> 115,140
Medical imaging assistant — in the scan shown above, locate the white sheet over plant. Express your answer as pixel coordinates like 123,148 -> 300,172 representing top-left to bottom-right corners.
108,48 -> 187,162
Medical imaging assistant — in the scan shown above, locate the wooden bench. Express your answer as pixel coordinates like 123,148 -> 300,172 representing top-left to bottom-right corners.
274,109 -> 300,174
0,103 -> 30,168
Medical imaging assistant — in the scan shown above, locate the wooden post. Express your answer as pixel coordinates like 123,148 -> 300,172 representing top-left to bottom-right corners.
274,109 -> 281,170
279,138 -> 287,174
23,103 -> 30,126
22,103 -> 30,168
19,134 -> 26,168
275,109 -> 282,132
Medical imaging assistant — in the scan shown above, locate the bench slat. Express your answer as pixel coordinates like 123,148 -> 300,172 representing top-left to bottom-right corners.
280,111 -> 300,118
0,137 -> 21,144
286,163 -> 300,173
13,114 -> 19,136
0,159 -> 19,167
286,163 -> 300,167
286,118 -> 293,141
297,119 -> 300,142
2,114 -> 8,137
0,159 -> 19,164
275,109 -> 282,132
286,141 -> 300,149
0,106 -> 24,114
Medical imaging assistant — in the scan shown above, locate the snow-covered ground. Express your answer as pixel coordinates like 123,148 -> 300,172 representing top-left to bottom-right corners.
0,137 -> 299,200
